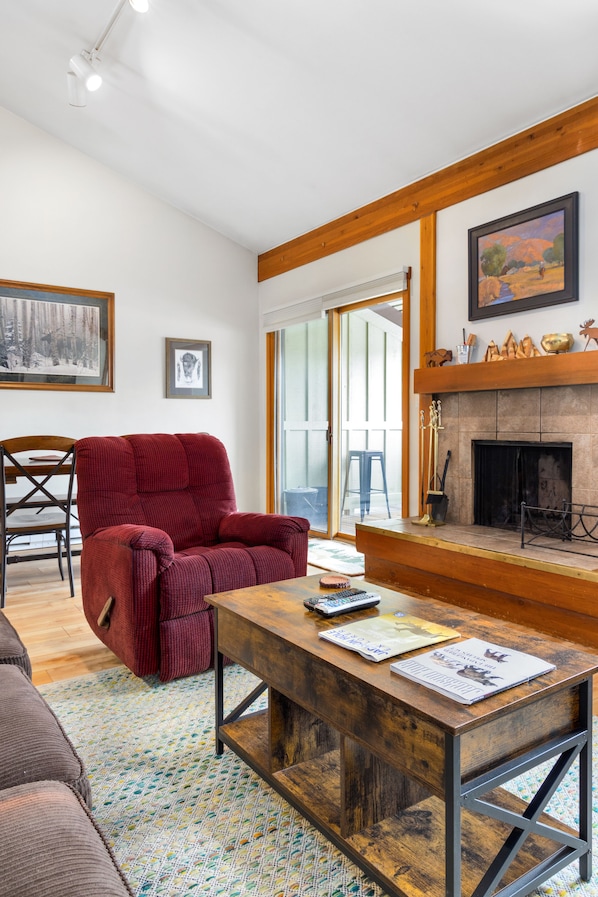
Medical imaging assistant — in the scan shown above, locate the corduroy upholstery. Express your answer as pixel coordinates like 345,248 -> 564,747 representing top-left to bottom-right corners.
0,610 -> 32,676
75,433 -> 310,681
0,664 -> 91,806
0,781 -> 134,897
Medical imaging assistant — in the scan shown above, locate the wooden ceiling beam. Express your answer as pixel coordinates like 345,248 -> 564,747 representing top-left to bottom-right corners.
258,96 -> 598,282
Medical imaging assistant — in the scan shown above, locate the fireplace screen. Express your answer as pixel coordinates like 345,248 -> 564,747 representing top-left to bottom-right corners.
473,440 -> 572,530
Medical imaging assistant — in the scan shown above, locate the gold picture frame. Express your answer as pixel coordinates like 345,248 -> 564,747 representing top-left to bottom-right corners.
0,279 -> 114,391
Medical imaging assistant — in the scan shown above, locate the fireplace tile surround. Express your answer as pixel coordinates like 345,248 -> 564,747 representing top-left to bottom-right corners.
437,384 -> 598,525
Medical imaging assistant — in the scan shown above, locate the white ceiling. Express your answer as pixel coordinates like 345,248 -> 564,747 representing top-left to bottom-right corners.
1,0 -> 597,255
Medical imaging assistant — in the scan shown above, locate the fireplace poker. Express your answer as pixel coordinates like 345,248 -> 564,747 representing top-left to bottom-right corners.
419,408 -> 425,510
425,400 -> 444,504
414,401 -> 444,526
413,407 -> 432,525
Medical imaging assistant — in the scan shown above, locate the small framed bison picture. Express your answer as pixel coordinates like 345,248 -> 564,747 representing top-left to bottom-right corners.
468,193 -> 579,321
165,337 -> 212,399
0,279 -> 114,391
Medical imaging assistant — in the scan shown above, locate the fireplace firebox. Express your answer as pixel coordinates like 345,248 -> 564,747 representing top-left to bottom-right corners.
473,440 -> 572,530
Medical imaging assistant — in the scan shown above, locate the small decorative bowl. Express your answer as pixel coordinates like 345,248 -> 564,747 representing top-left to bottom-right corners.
540,333 -> 574,354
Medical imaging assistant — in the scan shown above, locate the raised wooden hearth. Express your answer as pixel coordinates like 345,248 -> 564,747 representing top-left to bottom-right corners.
355,519 -> 598,655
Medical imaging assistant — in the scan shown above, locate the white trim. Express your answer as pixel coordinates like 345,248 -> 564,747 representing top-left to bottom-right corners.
320,270 -> 408,310
262,296 -> 324,331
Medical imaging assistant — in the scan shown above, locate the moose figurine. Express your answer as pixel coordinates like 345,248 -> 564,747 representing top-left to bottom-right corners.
579,319 -> 598,350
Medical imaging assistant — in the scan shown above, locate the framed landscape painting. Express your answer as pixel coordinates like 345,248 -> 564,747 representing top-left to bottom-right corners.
468,192 -> 579,321
0,279 -> 114,391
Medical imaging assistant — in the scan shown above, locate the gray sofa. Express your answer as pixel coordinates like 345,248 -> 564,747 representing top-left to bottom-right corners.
0,608 -> 32,675
0,611 -> 133,897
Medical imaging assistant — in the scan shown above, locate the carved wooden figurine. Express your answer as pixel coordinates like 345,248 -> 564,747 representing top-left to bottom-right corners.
424,348 -> 453,367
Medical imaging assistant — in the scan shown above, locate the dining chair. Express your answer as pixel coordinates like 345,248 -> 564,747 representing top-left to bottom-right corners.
0,436 -> 77,608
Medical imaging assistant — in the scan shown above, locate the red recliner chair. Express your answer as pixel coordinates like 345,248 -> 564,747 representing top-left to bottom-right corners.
74,433 -> 310,681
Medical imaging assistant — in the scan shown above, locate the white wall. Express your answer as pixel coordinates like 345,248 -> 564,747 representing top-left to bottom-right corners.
259,150 -> 598,516
0,107 -> 262,509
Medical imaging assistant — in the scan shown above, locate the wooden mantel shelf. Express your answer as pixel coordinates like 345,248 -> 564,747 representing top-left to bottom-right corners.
414,350 -> 598,394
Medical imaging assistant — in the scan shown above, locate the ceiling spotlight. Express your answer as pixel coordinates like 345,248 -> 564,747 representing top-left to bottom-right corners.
66,71 -> 87,107
67,0 -> 148,106
69,53 -> 102,91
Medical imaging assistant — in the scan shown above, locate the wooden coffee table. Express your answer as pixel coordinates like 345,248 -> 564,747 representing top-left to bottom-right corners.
206,575 -> 597,897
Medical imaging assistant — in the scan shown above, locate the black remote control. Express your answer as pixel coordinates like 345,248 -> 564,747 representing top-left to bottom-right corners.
304,588 -> 381,617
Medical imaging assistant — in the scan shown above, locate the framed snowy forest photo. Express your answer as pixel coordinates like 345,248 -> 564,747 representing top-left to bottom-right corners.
0,279 -> 114,391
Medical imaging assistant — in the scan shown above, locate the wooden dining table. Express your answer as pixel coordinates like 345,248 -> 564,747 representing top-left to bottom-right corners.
3,454 -> 79,567
4,456 -> 74,485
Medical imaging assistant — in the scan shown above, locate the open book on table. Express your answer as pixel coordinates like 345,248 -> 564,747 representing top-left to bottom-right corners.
318,611 -> 460,662
391,637 -> 555,704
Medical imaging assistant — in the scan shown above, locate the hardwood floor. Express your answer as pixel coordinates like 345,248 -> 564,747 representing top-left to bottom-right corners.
2,553 -> 122,686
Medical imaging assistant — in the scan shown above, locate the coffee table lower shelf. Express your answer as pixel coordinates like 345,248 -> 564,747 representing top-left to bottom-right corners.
218,709 -> 579,897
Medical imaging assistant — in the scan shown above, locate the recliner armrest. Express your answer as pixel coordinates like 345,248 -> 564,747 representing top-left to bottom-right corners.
86,524 -> 175,573
218,512 -> 310,548
80,523 -> 174,678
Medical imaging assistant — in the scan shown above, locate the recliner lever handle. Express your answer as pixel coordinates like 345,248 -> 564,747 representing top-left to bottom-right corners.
98,596 -> 115,629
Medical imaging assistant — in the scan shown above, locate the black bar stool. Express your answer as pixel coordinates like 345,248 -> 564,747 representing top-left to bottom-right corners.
341,450 -> 391,522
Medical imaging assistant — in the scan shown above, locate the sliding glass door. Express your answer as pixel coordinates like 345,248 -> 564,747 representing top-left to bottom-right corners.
272,289 -> 408,540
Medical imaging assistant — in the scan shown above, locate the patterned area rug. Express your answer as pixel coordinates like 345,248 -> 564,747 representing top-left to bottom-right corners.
40,666 -> 598,897
308,539 -> 365,575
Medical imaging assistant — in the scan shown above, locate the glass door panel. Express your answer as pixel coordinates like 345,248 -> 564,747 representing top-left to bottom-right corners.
338,299 -> 403,537
276,317 -> 329,533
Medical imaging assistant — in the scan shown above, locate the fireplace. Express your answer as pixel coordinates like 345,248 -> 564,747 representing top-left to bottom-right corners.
473,440 -> 572,531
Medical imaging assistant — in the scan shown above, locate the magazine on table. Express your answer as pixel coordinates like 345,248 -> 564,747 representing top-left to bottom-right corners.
390,637 -> 555,704
318,611 -> 460,662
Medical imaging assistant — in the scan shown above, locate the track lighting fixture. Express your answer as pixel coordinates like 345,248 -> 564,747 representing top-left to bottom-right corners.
67,0 -> 149,107
69,52 -> 102,92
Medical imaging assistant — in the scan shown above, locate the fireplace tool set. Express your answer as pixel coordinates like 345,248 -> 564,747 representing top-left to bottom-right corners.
414,399 -> 451,526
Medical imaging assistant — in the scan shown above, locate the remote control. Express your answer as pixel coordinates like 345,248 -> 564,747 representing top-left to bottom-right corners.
303,587 -> 365,611
304,588 -> 381,617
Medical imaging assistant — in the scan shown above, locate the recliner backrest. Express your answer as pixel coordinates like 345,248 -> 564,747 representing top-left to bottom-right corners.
75,433 -> 237,550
